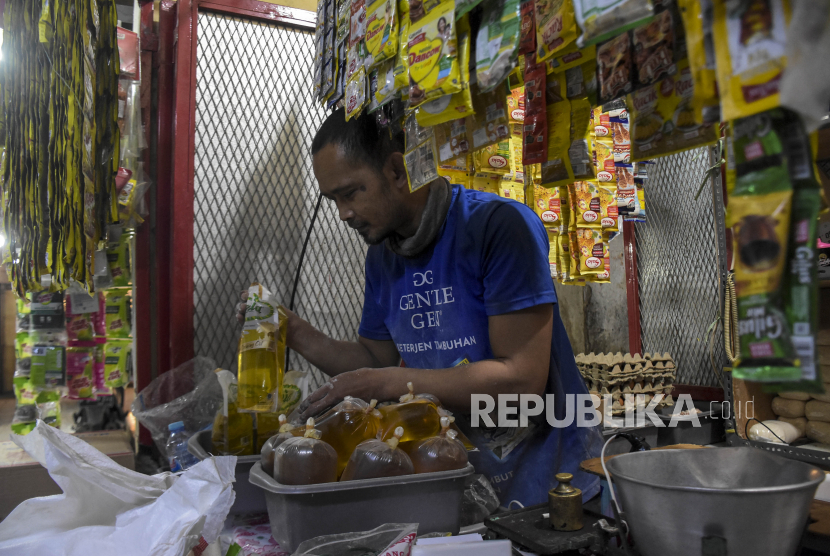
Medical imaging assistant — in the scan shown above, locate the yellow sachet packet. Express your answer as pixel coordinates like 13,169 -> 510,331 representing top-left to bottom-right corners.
678,0 -> 719,123
438,167 -> 471,187
545,41 -> 597,74
535,0 -> 578,63
415,15 -> 472,126
712,0 -> 791,121
474,141 -> 512,174
407,0 -> 463,107
434,118 -> 471,162
557,233 -> 571,282
472,172 -> 502,194
499,176 -> 526,204
539,75 -> 573,187
575,228 -> 607,275
394,1 -> 411,95
548,229 -> 558,279
365,0 -> 399,67
534,185 -> 564,228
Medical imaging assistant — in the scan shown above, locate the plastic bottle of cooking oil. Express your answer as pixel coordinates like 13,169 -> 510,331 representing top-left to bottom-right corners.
237,283 -> 287,412
378,382 -> 442,442
212,371 -> 254,455
316,397 -> 383,477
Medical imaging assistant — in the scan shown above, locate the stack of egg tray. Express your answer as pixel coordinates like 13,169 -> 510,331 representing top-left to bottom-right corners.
575,352 -> 677,415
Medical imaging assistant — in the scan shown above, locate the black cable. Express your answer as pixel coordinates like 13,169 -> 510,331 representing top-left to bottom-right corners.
285,192 -> 324,373
745,417 -> 789,445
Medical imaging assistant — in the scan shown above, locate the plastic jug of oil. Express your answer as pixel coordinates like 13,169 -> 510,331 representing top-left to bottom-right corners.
274,418 -> 338,485
406,416 -> 469,473
378,382 -> 442,442
340,426 -> 415,481
237,282 -> 287,412
316,397 -> 382,477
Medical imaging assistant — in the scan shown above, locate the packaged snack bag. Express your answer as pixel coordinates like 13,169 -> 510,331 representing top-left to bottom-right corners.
548,229 -> 559,278
365,0 -> 398,68
104,289 -> 132,339
729,109 -> 797,380
615,162 -> 637,215
316,396 -> 383,477
627,58 -> 718,161
439,167 -> 471,186
474,141 -> 512,174
573,0 -> 655,46
632,6 -> 677,88
594,137 -> 616,184
415,15 -> 473,126
508,86 -> 526,122
405,416 -> 468,473
596,32 -> 633,104
238,282 -> 288,413
712,0 -> 791,121
599,184 -> 619,231
104,339 -> 132,389
407,0 -> 462,107
345,66 -> 369,120
275,418 -> 339,485
572,180 -> 603,228
393,1 -> 411,94
341,426 -> 415,480
557,233 -> 571,281
66,347 -> 95,400
535,185 -> 564,226
476,0 -> 522,92
499,175 -> 526,203
539,75 -> 573,186
468,87 -> 512,151
575,228 -> 608,274
678,0 -> 720,123
535,0 -> 578,62
545,41 -> 597,73
519,0 -> 536,55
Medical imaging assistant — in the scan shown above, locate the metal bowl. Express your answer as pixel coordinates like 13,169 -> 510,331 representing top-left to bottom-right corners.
606,447 -> 824,556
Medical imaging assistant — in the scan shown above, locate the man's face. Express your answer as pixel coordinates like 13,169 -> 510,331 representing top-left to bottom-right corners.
313,143 -> 402,245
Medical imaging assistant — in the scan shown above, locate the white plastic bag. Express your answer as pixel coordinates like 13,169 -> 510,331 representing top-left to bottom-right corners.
0,421 -> 236,556
293,523 -> 418,556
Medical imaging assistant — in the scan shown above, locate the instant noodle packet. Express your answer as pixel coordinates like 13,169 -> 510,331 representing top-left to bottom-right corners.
475,141 -> 512,174
365,0 -> 398,68
415,15 -> 472,126
627,58 -> 718,161
407,0 -> 462,107
575,228 -> 608,274
104,289 -> 132,339
535,0 -> 578,62
712,0 -> 791,122
534,185 -> 563,227
728,109 -> 797,380
104,339 -> 133,389
476,0 -> 522,92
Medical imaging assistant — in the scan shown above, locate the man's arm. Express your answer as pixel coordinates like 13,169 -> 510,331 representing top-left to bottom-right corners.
286,307 -> 401,376
298,303 -> 552,418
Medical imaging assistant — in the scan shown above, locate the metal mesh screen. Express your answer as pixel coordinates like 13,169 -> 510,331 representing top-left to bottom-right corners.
192,12 -> 367,390
635,148 -> 727,386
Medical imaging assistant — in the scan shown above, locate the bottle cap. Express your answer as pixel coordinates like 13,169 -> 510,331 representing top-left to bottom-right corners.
168,421 -> 185,431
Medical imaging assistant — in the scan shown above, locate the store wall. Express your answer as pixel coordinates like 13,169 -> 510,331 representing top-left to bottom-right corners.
260,0 -> 317,12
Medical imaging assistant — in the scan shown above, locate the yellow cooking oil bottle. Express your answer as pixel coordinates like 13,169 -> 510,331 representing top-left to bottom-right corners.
237,282 -> 287,413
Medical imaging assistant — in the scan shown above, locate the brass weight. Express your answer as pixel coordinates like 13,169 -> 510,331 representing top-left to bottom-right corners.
548,473 -> 583,531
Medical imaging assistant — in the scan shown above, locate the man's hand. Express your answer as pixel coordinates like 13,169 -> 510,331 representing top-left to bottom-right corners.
298,368 -> 388,420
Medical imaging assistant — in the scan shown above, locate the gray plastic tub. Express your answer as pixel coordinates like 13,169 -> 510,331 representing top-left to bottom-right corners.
249,461 -> 475,552
187,430 -> 266,515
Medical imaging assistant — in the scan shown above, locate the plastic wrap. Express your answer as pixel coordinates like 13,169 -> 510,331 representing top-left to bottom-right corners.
378,382 -> 442,442
292,523 -> 418,556
316,396 -> 383,477
260,414 -> 300,477
459,474 -> 501,526
406,416 -> 468,473
341,426 -> 415,481
274,418 -> 339,485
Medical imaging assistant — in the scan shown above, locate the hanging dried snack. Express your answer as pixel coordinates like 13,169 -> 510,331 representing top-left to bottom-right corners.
728,109 -> 797,379
519,0 -> 537,55
546,42 -> 597,73
573,0 -> 655,46
597,32 -> 634,104
104,339 -> 132,389
104,290 -> 132,339
627,58 -> 717,161
576,228 -> 607,274
632,7 -> 676,87
534,185 -> 564,227
677,0 -> 719,124
407,0 -> 462,107
474,141 -> 512,174
712,0 -> 790,121
415,15 -> 472,126
365,0 -> 399,67
476,0 -> 522,92
535,0 -> 578,62
468,87 -> 512,151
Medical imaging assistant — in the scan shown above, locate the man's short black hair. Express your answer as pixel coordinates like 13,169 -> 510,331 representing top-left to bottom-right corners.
311,107 -> 405,175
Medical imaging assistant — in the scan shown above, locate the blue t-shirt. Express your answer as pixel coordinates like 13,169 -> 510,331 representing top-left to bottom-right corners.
359,184 -> 603,507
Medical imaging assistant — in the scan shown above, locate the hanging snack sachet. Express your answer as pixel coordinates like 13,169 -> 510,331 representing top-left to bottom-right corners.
365,0 -> 399,67
407,0 -> 462,107
535,0 -> 578,62
476,0 -> 522,92
573,0 -> 655,46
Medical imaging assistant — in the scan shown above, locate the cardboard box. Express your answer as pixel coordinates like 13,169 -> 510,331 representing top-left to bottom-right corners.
0,430 -> 134,521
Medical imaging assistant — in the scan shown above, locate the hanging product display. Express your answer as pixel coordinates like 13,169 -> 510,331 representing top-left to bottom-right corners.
407,0 -> 463,107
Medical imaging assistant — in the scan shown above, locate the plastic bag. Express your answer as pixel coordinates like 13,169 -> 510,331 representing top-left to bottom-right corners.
274,418 -> 339,485
406,416 -> 468,473
378,381 -> 443,441
0,422 -> 235,556
260,414 -> 300,477
459,474 -> 501,526
131,357 -> 223,456
341,426 -> 415,480
293,523 -> 418,556
316,396 -> 383,476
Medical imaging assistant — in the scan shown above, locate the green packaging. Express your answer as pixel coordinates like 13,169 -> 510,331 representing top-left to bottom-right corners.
104,339 -> 133,389
104,289 -> 132,338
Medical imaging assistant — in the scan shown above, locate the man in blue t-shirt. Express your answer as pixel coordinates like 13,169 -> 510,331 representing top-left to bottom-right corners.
236,108 -> 602,507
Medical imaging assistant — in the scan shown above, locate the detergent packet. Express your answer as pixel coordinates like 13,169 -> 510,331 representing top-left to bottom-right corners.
712,0 -> 791,121
407,0 -> 462,107
535,0 -> 578,62
476,0 -> 522,92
